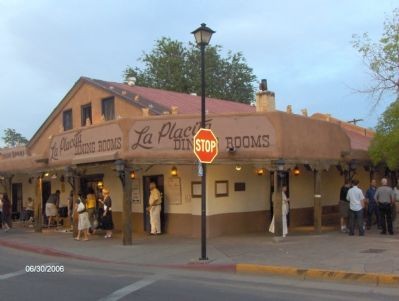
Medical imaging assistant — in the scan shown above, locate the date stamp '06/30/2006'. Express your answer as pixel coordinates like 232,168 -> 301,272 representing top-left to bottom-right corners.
25,265 -> 64,273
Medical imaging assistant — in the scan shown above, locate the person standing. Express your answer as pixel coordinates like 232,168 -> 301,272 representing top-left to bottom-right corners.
148,182 -> 162,235
339,180 -> 351,233
394,179 -> 399,231
269,185 -> 289,237
86,188 -> 97,234
346,179 -> 365,236
375,178 -> 394,235
1,193 -> 12,231
46,190 -> 60,228
75,194 -> 90,241
23,197 -> 34,225
0,194 -> 3,230
101,188 -> 113,238
365,179 -> 381,230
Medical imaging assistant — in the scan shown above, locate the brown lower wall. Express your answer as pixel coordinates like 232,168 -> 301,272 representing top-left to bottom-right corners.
110,206 -> 339,237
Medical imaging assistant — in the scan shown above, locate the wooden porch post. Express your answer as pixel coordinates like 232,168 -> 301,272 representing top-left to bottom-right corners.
34,175 -> 43,233
72,175 -> 80,238
122,169 -> 132,245
314,169 -> 322,233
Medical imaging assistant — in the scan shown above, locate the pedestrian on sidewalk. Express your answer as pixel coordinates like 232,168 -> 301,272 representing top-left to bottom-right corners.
0,194 -> 3,230
393,179 -> 399,230
86,187 -> 97,234
101,188 -> 113,238
148,182 -> 162,235
346,179 -> 365,236
269,185 -> 289,237
1,193 -> 12,232
365,179 -> 381,230
375,178 -> 394,235
339,179 -> 351,233
75,194 -> 90,241
46,190 -> 60,229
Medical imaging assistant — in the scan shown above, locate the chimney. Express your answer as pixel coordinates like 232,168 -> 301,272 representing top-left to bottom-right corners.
301,109 -> 308,117
255,79 -> 275,112
127,77 -> 136,86
142,108 -> 149,117
170,106 -> 178,115
286,105 -> 292,114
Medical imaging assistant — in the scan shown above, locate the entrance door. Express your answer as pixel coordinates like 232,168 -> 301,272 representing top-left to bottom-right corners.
80,174 -> 104,198
11,183 -> 23,220
42,181 -> 51,224
143,175 -> 164,233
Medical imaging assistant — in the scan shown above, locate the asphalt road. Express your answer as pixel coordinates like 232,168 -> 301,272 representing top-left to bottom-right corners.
0,247 -> 398,301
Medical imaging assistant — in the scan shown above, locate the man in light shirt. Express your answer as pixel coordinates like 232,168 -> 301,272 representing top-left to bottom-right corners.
346,179 -> 365,236
375,178 -> 394,235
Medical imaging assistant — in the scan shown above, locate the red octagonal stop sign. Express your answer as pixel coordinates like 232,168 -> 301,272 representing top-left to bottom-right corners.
193,128 -> 219,163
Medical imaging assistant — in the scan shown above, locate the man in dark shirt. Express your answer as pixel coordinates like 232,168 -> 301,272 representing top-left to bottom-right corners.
339,180 -> 351,233
365,179 -> 380,230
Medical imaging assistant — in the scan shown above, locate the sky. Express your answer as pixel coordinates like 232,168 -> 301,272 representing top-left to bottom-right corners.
0,0 -> 397,146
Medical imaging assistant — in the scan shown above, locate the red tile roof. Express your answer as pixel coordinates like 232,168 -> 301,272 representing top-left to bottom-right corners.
87,77 -> 255,114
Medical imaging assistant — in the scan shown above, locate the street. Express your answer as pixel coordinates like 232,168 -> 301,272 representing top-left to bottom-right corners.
0,247 -> 398,301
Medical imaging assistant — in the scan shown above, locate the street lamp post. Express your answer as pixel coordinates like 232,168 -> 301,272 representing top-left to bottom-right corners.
192,23 -> 215,261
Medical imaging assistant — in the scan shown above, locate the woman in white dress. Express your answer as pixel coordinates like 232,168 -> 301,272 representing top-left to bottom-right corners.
269,186 -> 289,237
75,196 -> 90,241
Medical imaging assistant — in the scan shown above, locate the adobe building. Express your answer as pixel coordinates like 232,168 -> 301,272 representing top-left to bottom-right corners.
0,76 -> 382,241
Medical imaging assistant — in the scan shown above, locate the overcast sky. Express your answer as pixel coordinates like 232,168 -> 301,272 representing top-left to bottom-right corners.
0,0 -> 397,146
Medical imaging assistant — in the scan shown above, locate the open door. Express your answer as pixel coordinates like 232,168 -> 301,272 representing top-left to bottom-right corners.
143,175 -> 165,233
11,183 -> 23,220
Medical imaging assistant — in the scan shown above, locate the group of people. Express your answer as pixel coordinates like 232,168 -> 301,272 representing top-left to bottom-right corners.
340,178 -> 399,236
44,188 -> 114,241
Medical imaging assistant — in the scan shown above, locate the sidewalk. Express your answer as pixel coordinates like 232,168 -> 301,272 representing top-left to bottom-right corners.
0,224 -> 398,286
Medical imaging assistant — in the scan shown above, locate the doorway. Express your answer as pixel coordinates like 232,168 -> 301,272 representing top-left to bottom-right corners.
11,183 -> 23,220
42,181 -> 51,224
80,174 -> 104,198
143,175 -> 165,233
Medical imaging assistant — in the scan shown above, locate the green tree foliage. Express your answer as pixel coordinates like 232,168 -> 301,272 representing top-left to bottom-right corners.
124,37 -> 257,104
352,8 -> 399,104
369,100 -> 399,170
1,128 -> 28,147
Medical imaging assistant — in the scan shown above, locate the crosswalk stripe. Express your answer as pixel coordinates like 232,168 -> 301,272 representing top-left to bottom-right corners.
98,275 -> 164,301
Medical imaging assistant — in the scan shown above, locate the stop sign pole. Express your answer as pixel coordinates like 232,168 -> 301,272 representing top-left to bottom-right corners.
192,23 -> 216,261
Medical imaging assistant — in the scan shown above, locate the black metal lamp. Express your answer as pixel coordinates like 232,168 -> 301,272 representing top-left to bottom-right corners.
191,23 -> 215,46
115,160 -> 126,186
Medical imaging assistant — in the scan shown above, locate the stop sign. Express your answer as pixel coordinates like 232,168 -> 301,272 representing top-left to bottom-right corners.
193,128 -> 219,163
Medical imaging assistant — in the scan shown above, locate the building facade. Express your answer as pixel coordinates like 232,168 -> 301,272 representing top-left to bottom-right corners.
0,77 -> 383,240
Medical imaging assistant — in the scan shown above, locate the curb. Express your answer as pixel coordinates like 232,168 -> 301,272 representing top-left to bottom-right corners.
236,263 -> 399,287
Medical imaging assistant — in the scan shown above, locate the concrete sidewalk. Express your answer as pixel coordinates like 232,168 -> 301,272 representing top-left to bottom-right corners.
0,224 -> 398,287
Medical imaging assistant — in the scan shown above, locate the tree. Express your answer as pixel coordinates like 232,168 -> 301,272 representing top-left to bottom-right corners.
369,99 -> 399,170
352,8 -> 399,105
124,37 -> 257,104
1,128 -> 29,147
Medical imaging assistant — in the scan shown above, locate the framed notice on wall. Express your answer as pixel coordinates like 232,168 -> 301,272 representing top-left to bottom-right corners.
191,181 -> 202,198
215,180 -> 229,197
131,179 -> 141,204
166,177 -> 182,204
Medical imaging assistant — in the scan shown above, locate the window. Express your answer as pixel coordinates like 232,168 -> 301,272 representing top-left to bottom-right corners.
81,103 -> 92,126
102,97 -> 115,121
63,109 -> 73,131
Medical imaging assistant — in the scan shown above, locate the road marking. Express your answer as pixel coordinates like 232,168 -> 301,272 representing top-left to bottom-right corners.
98,275 -> 164,301
0,269 -> 26,280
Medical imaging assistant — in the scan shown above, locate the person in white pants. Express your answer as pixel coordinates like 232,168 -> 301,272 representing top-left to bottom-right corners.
148,182 -> 162,235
